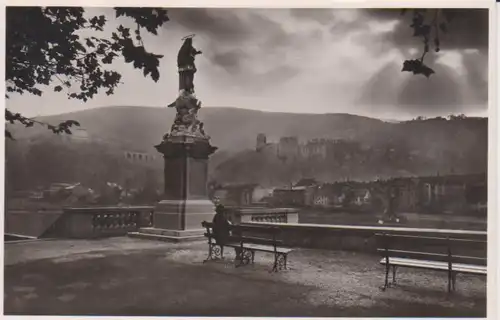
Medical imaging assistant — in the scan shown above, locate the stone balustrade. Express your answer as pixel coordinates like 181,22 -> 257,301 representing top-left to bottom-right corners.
224,207 -> 299,225
250,213 -> 288,223
8,204 -> 486,256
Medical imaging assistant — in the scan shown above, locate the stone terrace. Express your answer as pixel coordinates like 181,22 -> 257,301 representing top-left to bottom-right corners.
4,237 -> 487,317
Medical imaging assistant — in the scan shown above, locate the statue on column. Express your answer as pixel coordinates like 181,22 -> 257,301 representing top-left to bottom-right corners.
177,34 -> 202,94
165,35 -> 208,139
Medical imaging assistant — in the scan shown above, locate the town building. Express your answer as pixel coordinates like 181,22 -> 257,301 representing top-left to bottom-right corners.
212,183 -> 271,207
256,134 -> 361,163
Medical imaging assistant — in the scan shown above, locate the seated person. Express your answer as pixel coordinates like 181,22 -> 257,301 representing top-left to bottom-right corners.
212,204 -> 231,246
212,204 -> 244,260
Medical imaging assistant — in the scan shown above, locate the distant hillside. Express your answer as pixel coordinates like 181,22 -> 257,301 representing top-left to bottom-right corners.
7,106 -> 393,152
6,106 -> 487,188
211,115 -> 487,185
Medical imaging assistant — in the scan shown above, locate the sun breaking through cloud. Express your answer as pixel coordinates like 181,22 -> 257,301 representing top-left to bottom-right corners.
6,8 -> 489,120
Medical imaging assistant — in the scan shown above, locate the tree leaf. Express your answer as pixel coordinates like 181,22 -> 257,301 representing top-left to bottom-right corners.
54,85 -> 63,92
86,38 -> 95,48
420,64 -> 435,78
401,59 -> 435,78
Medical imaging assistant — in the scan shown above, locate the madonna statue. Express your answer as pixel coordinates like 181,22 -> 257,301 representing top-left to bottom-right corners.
177,35 -> 202,93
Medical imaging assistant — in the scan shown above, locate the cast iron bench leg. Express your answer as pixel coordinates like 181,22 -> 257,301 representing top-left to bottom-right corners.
448,272 -> 453,293
203,243 -> 213,263
382,263 -> 390,291
392,265 -> 397,285
451,272 -> 457,291
270,253 -> 287,273
234,248 -> 242,268
235,248 -> 253,268
203,243 -> 223,263
272,253 -> 278,273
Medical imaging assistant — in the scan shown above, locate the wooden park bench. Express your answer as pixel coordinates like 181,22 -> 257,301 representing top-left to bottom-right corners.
201,221 -> 293,272
376,232 -> 487,293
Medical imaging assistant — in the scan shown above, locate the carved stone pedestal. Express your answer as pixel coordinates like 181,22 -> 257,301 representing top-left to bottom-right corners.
130,134 -> 218,242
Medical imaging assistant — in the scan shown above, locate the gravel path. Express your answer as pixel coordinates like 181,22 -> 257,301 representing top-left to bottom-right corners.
4,237 -> 487,317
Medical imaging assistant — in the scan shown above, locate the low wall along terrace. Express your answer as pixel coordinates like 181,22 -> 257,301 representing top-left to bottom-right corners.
5,209 -> 64,238
49,206 -> 154,239
6,205 -> 486,257
244,222 -> 487,254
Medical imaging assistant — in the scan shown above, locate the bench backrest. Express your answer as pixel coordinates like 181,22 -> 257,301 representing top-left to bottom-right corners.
235,223 -> 283,249
376,232 -> 487,266
201,221 -> 283,251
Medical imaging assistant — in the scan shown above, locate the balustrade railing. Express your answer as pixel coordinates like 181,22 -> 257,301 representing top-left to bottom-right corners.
251,213 -> 288,223
225,207 -> 299,225
58,206 -> 154,238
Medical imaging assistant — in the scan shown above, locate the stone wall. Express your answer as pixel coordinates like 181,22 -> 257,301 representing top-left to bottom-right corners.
7,206 -> 155,239
55,206 -> 155,238
244,222 -> 487,254
5,209 -> 64,238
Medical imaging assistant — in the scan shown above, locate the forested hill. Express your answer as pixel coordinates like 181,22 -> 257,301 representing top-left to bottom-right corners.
6,106 -> 487,188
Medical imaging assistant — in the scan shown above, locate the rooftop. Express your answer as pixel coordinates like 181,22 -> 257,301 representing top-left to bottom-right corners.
4,237 -> 486,317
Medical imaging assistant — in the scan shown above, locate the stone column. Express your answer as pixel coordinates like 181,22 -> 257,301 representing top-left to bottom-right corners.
133,133 -> 217,242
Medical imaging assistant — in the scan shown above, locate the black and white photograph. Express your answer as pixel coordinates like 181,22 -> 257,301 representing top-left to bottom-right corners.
2,2 -> 496,318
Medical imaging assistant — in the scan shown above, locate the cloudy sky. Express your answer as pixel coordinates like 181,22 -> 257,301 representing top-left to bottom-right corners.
6,7 -> 489,120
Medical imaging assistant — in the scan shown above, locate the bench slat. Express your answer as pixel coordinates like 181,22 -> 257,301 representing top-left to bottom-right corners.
377,249 -> 486,262
377,248 -> 448,258
218,241 -> 292,252
375,233 -> 487,244
205,239 -> 290,252
241,243 -> 292,253
223,243 -> 292,254
379,257 -> 487,275
239,236 -> 283,244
